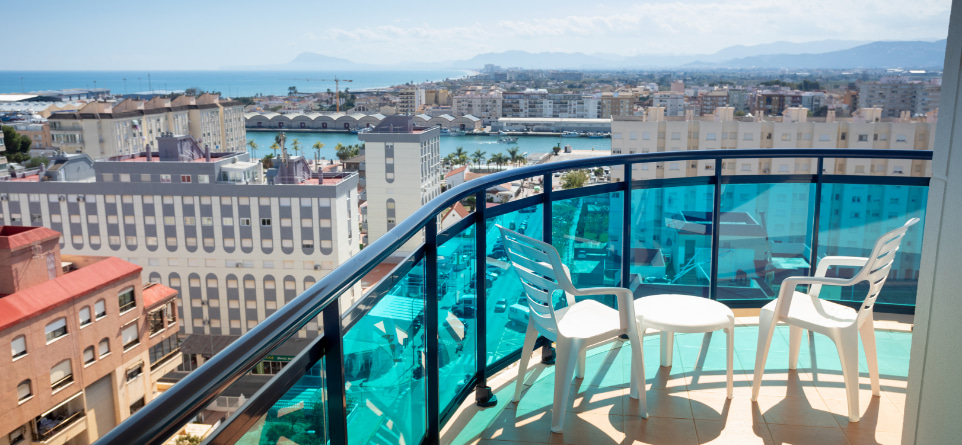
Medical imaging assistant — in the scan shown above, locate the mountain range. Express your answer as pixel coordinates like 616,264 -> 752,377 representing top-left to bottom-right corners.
225,39 -> 947,71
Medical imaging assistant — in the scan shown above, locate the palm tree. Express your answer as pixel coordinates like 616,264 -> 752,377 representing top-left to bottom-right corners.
471,150 -> 486,168
443,153 -> 457,169
291,138 -> 302,157
505,146 -> 522,167
312,141 -> 324,159
269,142 -> 280,158
247,140 -> 258,158
489,153 -> 507,170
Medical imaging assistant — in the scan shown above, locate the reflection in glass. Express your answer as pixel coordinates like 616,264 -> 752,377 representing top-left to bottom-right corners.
437,224 -> 478,410
551,192 -> 624,306
236,358 -> 328,445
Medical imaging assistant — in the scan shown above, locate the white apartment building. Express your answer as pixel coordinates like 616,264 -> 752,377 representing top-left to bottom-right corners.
359,116 -> 442,253
453,91 -> 503,125
48,94 -> 246,159
859,80 -> 941,119
652,92 -> 687,117
397,88 -> 423,115
0,135 -> 361,345
610,107 -> 934,182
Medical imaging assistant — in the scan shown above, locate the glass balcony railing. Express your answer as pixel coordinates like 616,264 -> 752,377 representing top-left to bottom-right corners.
97,148 -> 932,445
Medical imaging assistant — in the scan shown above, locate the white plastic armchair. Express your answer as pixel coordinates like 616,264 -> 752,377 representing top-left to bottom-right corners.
497,225 -> 646,433
751,218 -> 919,422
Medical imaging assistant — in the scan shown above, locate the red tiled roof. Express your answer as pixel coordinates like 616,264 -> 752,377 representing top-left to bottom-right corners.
0,226 -> 61,251
445,166 -> 467,178
142,283 -> 177,309
464,171 -> 488,182
8,174 -> 40,182
0,257 -> 142,332
451,201 -> 470,218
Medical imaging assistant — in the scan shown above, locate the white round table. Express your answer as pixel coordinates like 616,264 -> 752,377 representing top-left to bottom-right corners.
632,294 -> 735,398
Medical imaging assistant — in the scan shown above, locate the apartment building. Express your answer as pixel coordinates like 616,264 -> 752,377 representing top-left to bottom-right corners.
752,90 -> 803,116
610,107 -> 934,182
600,92 -> 636,118
652,92 -> 687,116
452,91 -> 503,125
47,94 -> 245,159
692,90 -> 729,117
501,89 -> 600,119
859,80 -> 941,118
359,116 -> 441,253
396,88 -> 422,116
0,134 -> 361,348
0,226 -> 179,445
9,123 -> 51,150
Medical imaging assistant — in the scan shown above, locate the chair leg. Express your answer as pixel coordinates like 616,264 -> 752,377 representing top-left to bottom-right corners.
576,349 -> 587,379
513,320 -> 538,403
725,324 -> 734,399
751,309 -> 777,402
628,323 -> 648,407
859,318 -> 881,397
551,338 -> 581,433
835,330 -> 861,423
788,325 -> 804,371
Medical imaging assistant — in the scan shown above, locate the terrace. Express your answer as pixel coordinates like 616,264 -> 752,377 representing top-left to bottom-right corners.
98,146 -> 942,445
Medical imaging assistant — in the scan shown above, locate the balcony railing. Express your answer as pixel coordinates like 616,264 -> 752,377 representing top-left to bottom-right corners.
98,148 -> 932,445
35,410 -> 85,443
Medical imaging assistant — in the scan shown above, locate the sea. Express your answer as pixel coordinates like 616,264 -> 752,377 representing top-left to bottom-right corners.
0,70 -> 475,97
247,131 -> 610,159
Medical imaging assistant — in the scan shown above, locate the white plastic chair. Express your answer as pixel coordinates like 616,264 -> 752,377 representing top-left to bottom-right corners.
751,218 -> 919,422
498,225 -> 646,433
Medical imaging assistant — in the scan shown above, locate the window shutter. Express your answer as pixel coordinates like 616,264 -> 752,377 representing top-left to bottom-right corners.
122,323 -> 139,347
83,348 -> 94,363
17,381 -> 30,400
45,318 -> 66,335
11,336 -> 26,357
50,360 -> 72,383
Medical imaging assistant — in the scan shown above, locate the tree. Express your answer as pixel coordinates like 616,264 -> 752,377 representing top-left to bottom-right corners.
175,434 -> 203,445
798,80 -> 821,91
288,86 -> 298,96
291,138 -> 302,157
561,170 -> 589,189
452,147 -> 468,167
593,167 -> 605,178
471,150 -> 486,168
312,141 -> 325,161
552,144 -> 561,156
335,143 -> 359,162
812,105 -> 829,117
261,154 -> 275,169
1,126 -> 32,163
26,156 -> 49,168
247,140 -> 259,158
506,146 -> 524,167
269,142 -> 280,158
489,153 -> 507,170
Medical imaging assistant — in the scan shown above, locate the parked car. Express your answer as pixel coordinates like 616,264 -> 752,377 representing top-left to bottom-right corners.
494,297 -> 507,312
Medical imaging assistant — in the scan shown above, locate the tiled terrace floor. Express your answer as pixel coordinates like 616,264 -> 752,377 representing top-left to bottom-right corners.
442,311 -> 913,445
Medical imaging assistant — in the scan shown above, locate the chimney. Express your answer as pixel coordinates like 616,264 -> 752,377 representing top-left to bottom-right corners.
146,144 -> 152,162
205,144 -> 211,162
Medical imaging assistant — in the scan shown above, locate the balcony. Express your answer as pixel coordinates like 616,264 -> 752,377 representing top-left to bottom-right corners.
101,149 -> 931,445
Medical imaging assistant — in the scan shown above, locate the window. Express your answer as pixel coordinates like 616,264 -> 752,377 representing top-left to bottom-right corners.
198,175 -> 209,184
261,218 -> 271,226
79,307 -> 91,326
11,336 -> 26,359
122,322 -> 140,350
149,336 -> 180,367
896,134 -> 907,142
671,132 -> 680,140
222,217 -> 234,225
160,174 -> 171,183
184,216 -> 196,225
83,346 -> 95,365
858,134 -> 869,142
741,164 -> 751,172
95,299 -> 106,318
303,239 -> 314,248
262,239 -> 273,249
126,362 -> 144,382
149,310 -> 165,335
130,397 -> 145,415
50,359 -> 73,391
180,175 -> 191,183
743,133 -> 753,141
119,174 -> 131,183
781,134 -> 791,141
119,287 -> 136,313
706,133 -> 716,140
240,218 -> 251,226
164,216 -> 176,225
642,131 -> 650,140
280,218 -> 292,227
45,318 -> 68,343
99,338 -> 110,357
841,132 -> 847,140
819,134 -> 830,141
17,380 -> 31,402
202,217 -> 213,226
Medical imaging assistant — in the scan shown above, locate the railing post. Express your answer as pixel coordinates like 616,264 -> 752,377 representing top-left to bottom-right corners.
621,162 -> 632,289
322,304 -> 348,445
540,172 -> 556,365
474,191 -> 497,407
709,158 -> 723,300
425,219 -> 440,444
810,157 -> 824,276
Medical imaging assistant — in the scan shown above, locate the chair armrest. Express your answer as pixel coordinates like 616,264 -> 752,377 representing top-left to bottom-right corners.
571,287 -> 635,331
814,256 -> 868,277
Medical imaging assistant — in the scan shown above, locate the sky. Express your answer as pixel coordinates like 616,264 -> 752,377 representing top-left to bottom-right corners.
0,0 -> 952,70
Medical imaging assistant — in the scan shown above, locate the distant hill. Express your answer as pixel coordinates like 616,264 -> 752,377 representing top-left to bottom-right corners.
224,39 -> 947,71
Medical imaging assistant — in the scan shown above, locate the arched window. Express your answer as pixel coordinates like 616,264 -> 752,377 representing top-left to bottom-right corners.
83,346 -> 96,365
99,338 -> 111,357
17,380 -> 31,401
95,299 -> 107,318
11,335 -> 26,359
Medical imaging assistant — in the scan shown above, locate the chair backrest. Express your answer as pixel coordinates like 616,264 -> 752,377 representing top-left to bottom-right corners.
853,218 -> 920,320
497,225 -> 576,337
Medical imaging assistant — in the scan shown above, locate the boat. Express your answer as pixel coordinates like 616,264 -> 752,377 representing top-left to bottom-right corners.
440,128 -> 451,135
497,136 -> 518,144
587,132 -> 607,138
561,131 -> 581,138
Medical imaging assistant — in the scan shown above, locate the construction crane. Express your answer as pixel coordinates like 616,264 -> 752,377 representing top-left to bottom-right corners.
280,76 -> 353,112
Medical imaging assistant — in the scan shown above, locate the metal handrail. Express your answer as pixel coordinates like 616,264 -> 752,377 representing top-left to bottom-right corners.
97,148 -> 932,445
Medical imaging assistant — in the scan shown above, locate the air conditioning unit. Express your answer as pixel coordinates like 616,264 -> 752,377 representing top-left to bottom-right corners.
235,263 -> 243,268
77,195 -> 85,202
59,195 -> 66,201
0,194 -> 6,201
314,265 -> 324,271
762,169 -> 770,173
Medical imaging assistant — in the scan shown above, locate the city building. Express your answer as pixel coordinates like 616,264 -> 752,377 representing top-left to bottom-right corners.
859,80 -> 941,118
452,91 -> 503,125
0,134 -> 361,351
752,90 -> 803,116
670,80 -> 685,93
727,88 -> 750,113
396,88 -> 422,116
48,94 -> 246,159
359,116 -> 441,254
0,225 -> 179,445
610,107 -> 934,181
651,92 -> 687,117
9,122 -> 51,150
600,92 -> 636,118
692,90 -> 729,116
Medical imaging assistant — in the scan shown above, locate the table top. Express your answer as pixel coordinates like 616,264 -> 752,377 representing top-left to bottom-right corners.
634,294 -> 734,333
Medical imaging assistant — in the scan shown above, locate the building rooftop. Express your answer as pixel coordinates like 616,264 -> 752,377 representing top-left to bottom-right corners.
0,225 -> 60,251
0,256 -> 141,331
142,282 -> 178,309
